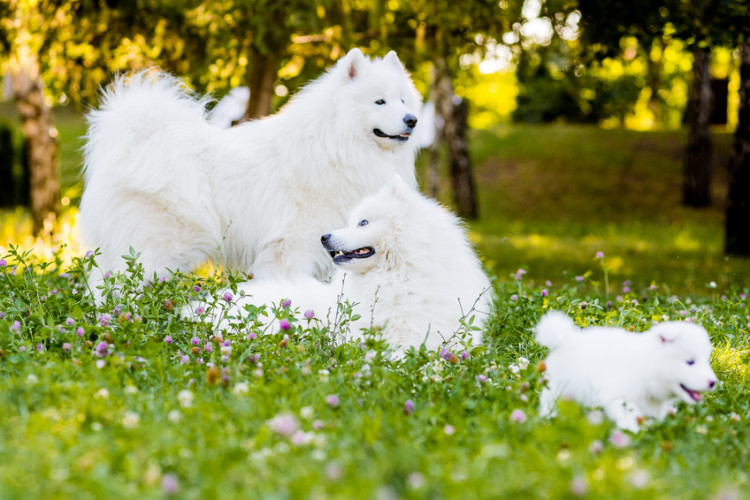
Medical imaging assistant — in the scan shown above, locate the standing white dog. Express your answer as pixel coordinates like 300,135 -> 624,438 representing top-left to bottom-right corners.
536,311 -> 717,432
80,48 -> 421,284
208,176 -> 494,353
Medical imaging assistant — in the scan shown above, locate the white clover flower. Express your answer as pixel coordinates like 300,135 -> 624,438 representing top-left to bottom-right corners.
300,406 -> 314,420
168,410 -> 181,423
124,386 -> 138,394
232,382 -> 249,396
122,411 -> 140,429
177,390 -> 194,408
95,388 -> 109,399
509,364 -> 520,374
518,357 -> 529,370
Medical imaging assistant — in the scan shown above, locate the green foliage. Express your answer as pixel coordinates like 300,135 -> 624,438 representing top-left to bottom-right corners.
1,242 -> 750,498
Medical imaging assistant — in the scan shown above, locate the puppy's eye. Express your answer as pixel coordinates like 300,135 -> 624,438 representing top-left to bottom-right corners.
375,99 -> 385,105
401,98 -> 405,103
686,359 -> 695,366
358,219 -> 369,227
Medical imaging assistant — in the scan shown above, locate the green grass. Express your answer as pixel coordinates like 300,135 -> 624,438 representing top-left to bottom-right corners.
0,248 -> 749,498
1,109 -> 750,498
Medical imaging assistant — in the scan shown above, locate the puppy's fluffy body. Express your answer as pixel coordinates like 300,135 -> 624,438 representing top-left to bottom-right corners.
80,49 -> 421,283
213,176 -> 494,353
536,311 -> 717,432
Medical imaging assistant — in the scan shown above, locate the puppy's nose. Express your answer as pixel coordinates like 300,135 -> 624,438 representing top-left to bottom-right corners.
321,233 -> 331,243
403,114 -> 418,128
708,379 -> 716,389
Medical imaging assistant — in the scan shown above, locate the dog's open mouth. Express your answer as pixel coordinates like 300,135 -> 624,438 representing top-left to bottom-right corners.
680,384 -> 703,402
329,247 -> 375,264
373,129 -> 410,142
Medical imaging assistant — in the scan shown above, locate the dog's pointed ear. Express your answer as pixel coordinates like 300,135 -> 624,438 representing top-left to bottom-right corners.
388,174 -> 411,197
651,323 -> 680,344
384,50 -> 405,71
340,48 -> 366,80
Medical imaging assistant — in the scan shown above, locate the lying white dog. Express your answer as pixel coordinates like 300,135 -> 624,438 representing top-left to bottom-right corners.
80,48 -> 421,285
536,311 -> 717,432
206,176 -> 494,353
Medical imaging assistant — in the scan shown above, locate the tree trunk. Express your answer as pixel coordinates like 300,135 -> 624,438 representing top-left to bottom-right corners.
9,54 -> 60,235
244,46 -> 280,120
725,42 -> 750,256
683,46 -> 713,207
433,54 -> 478,219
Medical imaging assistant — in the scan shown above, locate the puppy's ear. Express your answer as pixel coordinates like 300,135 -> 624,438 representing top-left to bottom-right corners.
340,48 -> 366,80
384,50 -> 405,71
388,174 -> 411,198
650,323 -> 680,344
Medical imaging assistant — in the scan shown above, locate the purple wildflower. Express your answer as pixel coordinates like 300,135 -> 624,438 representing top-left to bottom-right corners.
510,409 -> 527,423
99,315 -> 110,327
0,259 -> 6,267
461,351 -> 469,360
279,319 -> 291,331
194,285 -> 201,292
164,336 -> 173,344
281,299 -> 291,308
595,251 -> 604,259
194,306 -> 205,315
304,309 -> 315,320
247,332 -> 257,341
222,292 -> 233,303
65,317 -> 75,326
325,394 -> 339,407
510,294 -> 518,301
10,320 -> 20,332
268,412 -> 300,437
76,326 -> 85,336
191,337 -> 200,346
204,343 -> 212,353
36,343 -> 45,353
180,355 -> 190,364
609,430 -> 631,448
575,276 -> 584,283
162,474 -> 179,495
541,289 -> 548,297
404,399 -> 415,414
62,343 -> 71,352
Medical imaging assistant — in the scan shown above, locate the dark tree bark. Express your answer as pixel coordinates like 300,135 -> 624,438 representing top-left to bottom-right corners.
244,45 -> 280,120
9,56 -> 60,235
433,54 -> 478,219
683,46 -> 713,207
725,42 -> 750,256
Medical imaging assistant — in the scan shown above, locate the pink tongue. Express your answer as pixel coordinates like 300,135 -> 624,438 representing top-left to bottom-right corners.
689,389 -> 702,401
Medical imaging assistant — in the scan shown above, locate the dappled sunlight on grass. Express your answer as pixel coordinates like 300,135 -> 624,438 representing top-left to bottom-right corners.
0,207 -> 84,269
713,342 -> 750,385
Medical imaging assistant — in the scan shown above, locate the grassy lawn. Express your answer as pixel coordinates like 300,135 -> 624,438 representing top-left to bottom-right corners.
1,109 -> 749,498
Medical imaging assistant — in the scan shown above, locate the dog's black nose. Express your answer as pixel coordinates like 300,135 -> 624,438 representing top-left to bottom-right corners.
321,233 -> 331,243
708,379 -> 716,389
403,114 -> 418,128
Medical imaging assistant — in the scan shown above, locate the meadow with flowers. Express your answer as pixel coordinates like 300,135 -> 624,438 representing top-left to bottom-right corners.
1,119 -> 750,498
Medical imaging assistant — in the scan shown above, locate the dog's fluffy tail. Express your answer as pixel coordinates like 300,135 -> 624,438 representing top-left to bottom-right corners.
535,311 -> 578,349
82,70 -> 212,191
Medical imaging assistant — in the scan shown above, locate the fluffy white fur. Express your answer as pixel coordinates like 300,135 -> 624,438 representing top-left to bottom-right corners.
208,176 -> 494,353
536,311 -> 718,432
80,48 -> 421,285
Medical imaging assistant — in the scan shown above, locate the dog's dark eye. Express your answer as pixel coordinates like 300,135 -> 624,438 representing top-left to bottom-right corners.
358,219 -> 369,227
401,98 -> 405,104
375,99 -> 385,105
686,359 -> 695,366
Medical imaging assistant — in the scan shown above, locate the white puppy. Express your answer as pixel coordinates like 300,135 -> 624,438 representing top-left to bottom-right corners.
208,176 -> 494,353
536,311 -> 717,432
80,49 -> 421,286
